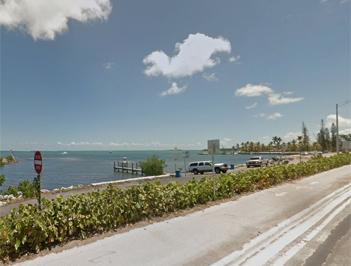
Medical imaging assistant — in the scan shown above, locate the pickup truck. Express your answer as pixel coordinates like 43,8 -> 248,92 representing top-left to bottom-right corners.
246,156 -> 269,168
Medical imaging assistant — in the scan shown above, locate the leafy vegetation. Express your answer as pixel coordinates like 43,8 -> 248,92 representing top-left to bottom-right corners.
4,186 -> 18,197
233,121 -> 346,153
1,180 -> 36,198
0,153 -> 350,261
0,175 -> 4,187
140,155 -> 165,176
17,180 -> 37,199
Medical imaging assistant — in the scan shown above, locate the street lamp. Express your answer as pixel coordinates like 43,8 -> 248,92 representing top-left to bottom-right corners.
336,100 -> 351,154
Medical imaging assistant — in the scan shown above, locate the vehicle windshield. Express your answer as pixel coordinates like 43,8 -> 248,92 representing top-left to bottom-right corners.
250,157 -> 261,160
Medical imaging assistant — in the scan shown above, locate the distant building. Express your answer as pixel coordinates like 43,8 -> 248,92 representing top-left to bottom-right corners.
208,139 -> 220,154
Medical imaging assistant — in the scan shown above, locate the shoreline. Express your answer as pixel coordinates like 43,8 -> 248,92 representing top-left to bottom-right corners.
0,153 -> 332,208
0,153 -> 314,212
0,151 -> 17,166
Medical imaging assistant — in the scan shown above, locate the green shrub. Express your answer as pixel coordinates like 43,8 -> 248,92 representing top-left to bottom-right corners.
17,180 -> 36,198
0,153 -> 350,261
5,186 -> 18,196
140,155 -> 165,176
0,175 -> 4,187
0,179 -> 35,198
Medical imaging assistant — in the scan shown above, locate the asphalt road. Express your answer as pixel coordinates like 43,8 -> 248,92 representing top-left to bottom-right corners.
16,165 -> 351,266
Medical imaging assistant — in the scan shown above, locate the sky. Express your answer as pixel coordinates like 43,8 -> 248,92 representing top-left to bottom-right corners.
0,0 -> 350,150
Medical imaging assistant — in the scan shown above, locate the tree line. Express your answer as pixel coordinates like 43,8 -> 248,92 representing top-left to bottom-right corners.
234,121 -> 349,153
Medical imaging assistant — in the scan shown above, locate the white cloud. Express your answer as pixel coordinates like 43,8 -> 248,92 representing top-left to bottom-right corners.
0,0 -> 112,40
143,33 -> 231,78
220,137 -> 235,147
245,102 -> 258,110
235,84 -> 303,105
202,72 -> 218,81
56,141 -> 204,150
235,84 -> 273,97
229,55 -> 240,63
267,93 -> 304,105
160,82 -> 187,96
339,128 -> 351,135
326,114 -> 351,129
256,112 -> 283,120
283,131 -> 300,142
109,142 -> 145,147
340,128 -> 351,134
109,141 -> 203,149
104,62 -> 114,70
266,112 -> 283,120
321,0 -> 350,4
57,141 -> 103,146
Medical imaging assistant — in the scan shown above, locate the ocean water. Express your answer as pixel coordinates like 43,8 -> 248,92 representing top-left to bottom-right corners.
0,150 -> 271,190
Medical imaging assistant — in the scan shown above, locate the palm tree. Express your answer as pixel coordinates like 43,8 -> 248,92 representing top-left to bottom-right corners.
272,136 -> 282,151
291,139 -> 297,152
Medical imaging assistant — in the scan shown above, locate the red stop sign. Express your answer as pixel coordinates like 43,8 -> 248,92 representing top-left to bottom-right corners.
34,151 -> 42,174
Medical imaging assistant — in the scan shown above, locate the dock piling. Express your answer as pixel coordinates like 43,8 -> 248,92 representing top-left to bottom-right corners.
113,160 -> 143,175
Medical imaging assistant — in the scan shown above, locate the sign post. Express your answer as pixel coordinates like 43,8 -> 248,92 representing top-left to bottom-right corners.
208,139 -> 220,172
34,151 -> 42,210
208,140 -> 220,199
183,151 -> 189,176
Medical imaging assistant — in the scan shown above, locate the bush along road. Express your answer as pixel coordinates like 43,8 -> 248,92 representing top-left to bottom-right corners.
0,153 -> 350,262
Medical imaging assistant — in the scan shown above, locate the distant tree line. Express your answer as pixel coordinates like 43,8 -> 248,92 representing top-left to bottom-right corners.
233,121 -> 350,153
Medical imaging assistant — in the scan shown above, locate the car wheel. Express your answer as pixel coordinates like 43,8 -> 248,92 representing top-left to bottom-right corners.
215,168 -> 221,174
193,169 -> 199,175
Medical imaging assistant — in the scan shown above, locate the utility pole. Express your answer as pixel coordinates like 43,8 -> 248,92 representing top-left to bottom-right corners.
211,143 -> 215,173
336,104 -> 339,154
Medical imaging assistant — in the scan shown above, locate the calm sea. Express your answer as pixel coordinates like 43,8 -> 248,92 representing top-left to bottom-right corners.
0,150 -> 271,190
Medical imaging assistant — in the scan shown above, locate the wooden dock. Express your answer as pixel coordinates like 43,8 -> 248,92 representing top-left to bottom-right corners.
113,161 -> 143,175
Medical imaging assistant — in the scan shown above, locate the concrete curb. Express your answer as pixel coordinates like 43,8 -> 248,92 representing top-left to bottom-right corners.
91,174 -> 171,186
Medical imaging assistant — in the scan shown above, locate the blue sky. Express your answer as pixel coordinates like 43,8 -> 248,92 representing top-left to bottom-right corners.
0,0 -> 350,150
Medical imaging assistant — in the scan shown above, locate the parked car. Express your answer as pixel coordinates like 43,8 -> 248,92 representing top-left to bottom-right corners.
188,161 -> 228,174
246,156 -> 269,168
214,163 -> 228,174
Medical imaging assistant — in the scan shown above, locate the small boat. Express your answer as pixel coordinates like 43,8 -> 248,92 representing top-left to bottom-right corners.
61,151 -> 68,155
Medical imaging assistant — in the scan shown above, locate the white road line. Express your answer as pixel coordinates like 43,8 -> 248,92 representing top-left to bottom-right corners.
211,183 -> 351,266
212,183 -> 351,266
242,187 -> 351,265
272,197 -> 351,266
275,192 -> 287,197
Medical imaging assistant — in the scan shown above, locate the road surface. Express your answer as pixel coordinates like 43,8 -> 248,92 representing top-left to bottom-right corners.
16,165 -> 351,266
